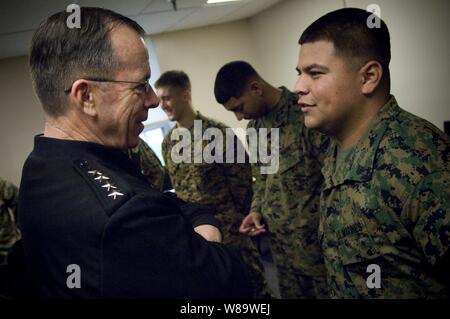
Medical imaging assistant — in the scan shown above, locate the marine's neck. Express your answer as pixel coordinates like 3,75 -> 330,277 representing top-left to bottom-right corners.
176,106 -> 196,129
264,85 -> 283,113
335,95 -> 389,150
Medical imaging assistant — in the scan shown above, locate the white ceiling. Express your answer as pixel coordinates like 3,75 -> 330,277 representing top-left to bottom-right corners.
0,0 -> 282,59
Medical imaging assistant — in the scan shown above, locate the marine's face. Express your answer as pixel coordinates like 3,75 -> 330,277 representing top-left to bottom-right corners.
294,40 -> 362,136
223,89 -> 266,121
95,25 -> 159,150
157,86 -> 188,122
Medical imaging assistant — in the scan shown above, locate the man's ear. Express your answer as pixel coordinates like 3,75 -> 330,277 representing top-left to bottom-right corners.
248,80 -> 263,97
360,61 -> 383,95
70,79 -> 97,117
182,89 -> 191,102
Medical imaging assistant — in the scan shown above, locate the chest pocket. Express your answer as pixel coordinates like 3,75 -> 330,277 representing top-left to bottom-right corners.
337,225 -> 383,265
335,203 -> 384,266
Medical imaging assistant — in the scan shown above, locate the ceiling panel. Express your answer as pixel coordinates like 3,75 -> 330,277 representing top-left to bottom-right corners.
167,1 -> 245,32
215,0 -> 281,24
78,0 -> 150,16
0,0 -> 284,59
134,8 -> 197,34
140,0 -> 206,14
0,0 -> 74,34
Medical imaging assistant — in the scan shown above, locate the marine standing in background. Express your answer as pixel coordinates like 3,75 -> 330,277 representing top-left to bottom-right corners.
214,61 -> 330,298
0,178 -> 21,266
158,70 -> 271,298
128,138 -> 169,192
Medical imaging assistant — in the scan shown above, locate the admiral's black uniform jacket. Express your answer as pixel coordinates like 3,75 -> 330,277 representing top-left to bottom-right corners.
18,136 -> 252,298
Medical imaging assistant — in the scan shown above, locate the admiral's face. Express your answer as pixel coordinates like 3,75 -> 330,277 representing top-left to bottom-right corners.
95,25 -> 159,149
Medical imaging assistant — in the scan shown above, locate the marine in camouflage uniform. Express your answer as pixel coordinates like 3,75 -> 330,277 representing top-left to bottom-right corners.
320,96 -> 450,298
0,178 -> 21,266
162,111 -> 271,298
128,138 -> 168,192
248,87 -> 330,298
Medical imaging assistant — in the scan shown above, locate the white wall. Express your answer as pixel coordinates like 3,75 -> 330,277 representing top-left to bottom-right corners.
249,0 -> 343,88
250,0 -> 450,127
153,0 -> 450,131
152,19 -> 262,133
1,0 -> 449,185
346,0 -> 450,135
143,37 -> 168,125
0,56 -> 44,185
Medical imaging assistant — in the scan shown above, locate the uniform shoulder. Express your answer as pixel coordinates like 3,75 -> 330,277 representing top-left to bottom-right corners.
72,159 -> 133,217
379,107 -> 449,178
162,125 -> 177,146
278,88 -> 330,150
199,113 -> 230,131
0,178 -> 18,202
246,119 -> 258,130
284,89 -> 306,121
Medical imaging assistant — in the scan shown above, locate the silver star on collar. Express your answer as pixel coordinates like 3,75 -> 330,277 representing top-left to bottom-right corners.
88,170 -> 110,182
94,175 -> 110,181
101,183 -> 117,192
108,190 -> 124,200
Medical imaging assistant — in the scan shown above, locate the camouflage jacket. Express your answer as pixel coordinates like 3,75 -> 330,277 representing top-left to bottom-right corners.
128,138 -> 167,192
0,177 -> 21,265
162,111 -> 252,216
247,87 -> 329,277
320,96 -> 450,298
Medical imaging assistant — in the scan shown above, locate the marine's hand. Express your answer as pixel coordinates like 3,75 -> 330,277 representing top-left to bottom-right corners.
239,212 -> 266,237
194,224 -> 222,243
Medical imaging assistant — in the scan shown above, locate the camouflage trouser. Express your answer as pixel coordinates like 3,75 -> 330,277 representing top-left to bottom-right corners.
1,180 -> 21,266
269,227 -> 329,299
216,210 -> 273,299
0,205 -> 21,266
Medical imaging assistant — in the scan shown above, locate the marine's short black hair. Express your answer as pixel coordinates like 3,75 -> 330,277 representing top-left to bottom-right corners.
214,61 -> 259,104
299,7 -> 391,75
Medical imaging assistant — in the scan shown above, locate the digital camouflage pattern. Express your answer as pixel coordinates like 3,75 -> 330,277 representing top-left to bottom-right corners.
248,87 -> 330,298
128,138 -> 166,191
320,96 -> 450,298
0,178 -> 21,266
162,112 -> 271,298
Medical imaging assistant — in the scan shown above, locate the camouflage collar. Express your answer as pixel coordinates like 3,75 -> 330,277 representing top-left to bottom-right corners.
188,111 -> 206,133
194,110 -> 204,121
167,111 -> 204,136
322,96 -> 400,190
257,87 -> 297,129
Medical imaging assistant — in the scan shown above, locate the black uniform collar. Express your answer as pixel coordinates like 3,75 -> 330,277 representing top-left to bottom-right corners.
32,134 -> 131,168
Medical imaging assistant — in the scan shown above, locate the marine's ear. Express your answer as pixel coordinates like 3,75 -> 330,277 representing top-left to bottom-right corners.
248,80 -> 263,97
359,60 -> 383,95
181,88 -> 191,103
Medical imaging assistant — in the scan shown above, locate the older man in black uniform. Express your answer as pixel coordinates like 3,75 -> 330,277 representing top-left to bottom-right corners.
18,7 -> 252,298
